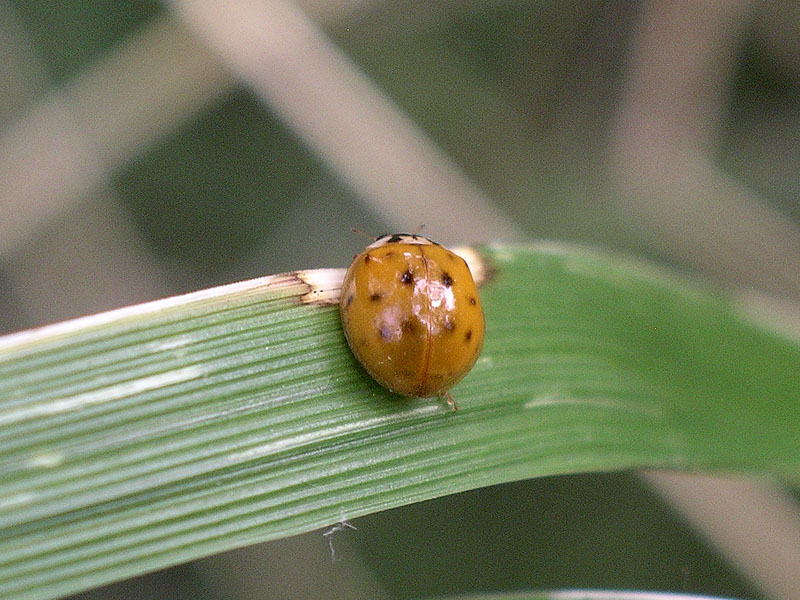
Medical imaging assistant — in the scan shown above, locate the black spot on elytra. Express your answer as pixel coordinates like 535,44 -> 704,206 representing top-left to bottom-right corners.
469,297 -> 477,305
400,270 -> 413,284
444,316 -> 455,332
442,272 -> 453,287
401,320 -> 417,334
363,254 -> 372,264
345,294 -> 354,306
465,330 -> 473,342
370,292 -> 382,302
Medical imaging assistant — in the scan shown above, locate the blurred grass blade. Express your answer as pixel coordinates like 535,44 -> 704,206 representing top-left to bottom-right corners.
1,243 -> 799,599
438,591 -> 742,600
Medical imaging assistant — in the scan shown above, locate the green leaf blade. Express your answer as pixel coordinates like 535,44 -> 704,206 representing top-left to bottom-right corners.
0,245 -> 798,599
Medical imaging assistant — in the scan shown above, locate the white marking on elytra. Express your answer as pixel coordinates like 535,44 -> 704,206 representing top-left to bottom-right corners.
0,366 -> 204,426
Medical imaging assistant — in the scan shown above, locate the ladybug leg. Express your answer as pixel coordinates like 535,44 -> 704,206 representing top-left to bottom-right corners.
443,391 -> 458,411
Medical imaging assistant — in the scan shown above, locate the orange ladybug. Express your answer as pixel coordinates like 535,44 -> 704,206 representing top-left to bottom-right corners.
339,234 -> 485,410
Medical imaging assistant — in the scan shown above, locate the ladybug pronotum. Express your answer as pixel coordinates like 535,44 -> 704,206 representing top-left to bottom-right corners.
339,233 -> 485,410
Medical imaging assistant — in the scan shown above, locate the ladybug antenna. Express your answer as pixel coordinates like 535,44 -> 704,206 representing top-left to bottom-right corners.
351,228 -> 375,240
413,223 -> 426,235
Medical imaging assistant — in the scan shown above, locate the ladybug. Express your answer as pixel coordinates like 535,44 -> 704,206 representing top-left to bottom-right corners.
339,233 -> 485,410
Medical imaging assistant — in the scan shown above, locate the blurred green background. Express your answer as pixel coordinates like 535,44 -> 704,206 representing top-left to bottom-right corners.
1,1 -> 798,599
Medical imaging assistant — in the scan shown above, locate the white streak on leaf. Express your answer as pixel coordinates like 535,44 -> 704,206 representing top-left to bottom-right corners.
0,366 -> 204,426
28,452 -> 65,469
0,493 -> 36,511
228,404 -> 440,462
